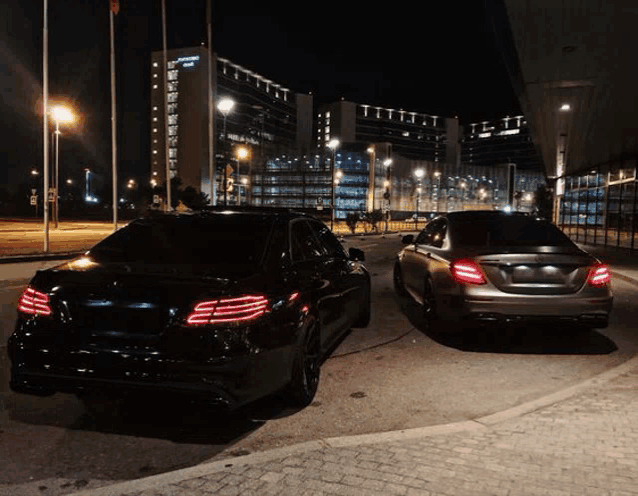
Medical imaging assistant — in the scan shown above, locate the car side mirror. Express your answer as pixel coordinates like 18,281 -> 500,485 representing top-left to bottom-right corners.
348,247 -> 365,261
401,234 -> 414,245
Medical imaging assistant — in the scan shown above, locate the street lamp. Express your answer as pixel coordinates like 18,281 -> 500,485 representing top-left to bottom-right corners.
414,168 -> 424,228
51,105 -> 74,228
433,171 -> 441,213
328,138 -> 340,231
383,159 -> 392,233
367,146 -> 376,212
235,146 -> 249,205
218,98 -> 235,139
85,168 -> 91,202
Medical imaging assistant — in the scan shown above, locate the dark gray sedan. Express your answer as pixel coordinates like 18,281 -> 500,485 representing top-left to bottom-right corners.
393,210 -> 613,332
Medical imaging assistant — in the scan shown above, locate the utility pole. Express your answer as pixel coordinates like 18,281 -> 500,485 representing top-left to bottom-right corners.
110,0 -> 119,230
42,0 -> 50,252
206,0 -> 215,205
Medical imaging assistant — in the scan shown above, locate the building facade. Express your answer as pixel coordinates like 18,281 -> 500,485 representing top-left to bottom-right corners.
150,47 -> 313,204
317,101 -> 459,165
460,115 -> 543,171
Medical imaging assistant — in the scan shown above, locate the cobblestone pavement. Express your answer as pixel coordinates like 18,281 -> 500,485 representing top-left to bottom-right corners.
71,358 -> 638,496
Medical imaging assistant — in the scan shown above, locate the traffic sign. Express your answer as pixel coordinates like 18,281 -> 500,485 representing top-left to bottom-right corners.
48,188 -> 56,202
153,195 -> 160,203
30,196 -> 37,206
31,189 -> 37,195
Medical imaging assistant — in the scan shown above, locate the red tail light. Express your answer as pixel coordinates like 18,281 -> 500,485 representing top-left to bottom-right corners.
18,287 -> 52,316
451,259 -> 487,285
186,295 -> 269,325
587,264 -> 611,286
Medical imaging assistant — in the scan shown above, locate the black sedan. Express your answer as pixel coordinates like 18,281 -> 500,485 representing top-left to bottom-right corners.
9,208 -> 371,410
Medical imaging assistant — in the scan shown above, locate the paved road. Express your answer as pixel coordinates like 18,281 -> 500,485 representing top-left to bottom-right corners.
1,235 -> 637,495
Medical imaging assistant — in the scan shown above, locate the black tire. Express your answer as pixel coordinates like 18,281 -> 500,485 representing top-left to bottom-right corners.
393,262 -> 406,296
352,278 -> 371,328
287,315 -> 321,408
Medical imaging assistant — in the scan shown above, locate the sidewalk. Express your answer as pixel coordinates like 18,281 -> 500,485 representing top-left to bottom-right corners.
71,356 -> 638,496
65,247 -> 638,496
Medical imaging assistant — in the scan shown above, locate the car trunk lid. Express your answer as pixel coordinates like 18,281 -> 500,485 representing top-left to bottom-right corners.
475,251 -> 593,295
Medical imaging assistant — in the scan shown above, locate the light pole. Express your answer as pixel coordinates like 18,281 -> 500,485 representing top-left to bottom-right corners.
218,98 -> 235,206
328,138 -> 340,231
366,146 -> 376,212
434,171 -> 441,213
236,146 -> 249,205
218,98 -> 235,140
414,168 -> 424,228
85,168 -> 91,201
383,158 -> 392,234
51,105 -> 74,228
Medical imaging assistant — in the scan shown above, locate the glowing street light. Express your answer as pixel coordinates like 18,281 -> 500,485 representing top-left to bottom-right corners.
235,146 -> 250,205
218,98 -> 235,139
51,105 -> 75,228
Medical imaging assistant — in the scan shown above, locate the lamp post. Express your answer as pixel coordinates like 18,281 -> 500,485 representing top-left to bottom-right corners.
236,146 -> 249,205
218,98 -> 235,140
383,158 -> 392,234
328,138 -> 340,231
414,168 -> 424,228
433,171 -> 441,213
85,168 -> 91,201
218,98 -> 235,206
366,146 -> 376,212
51,105 -> 74,228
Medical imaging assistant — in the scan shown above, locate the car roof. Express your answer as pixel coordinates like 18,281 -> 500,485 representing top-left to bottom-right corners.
443,210 -> 534,221
142,206 -> 320,223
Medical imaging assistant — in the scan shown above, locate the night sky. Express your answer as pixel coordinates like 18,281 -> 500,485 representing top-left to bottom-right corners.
1,0 -> 521,195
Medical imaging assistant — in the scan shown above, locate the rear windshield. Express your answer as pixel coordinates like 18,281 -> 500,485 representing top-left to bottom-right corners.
89,214 -> 275,270
450,216 -> 574,247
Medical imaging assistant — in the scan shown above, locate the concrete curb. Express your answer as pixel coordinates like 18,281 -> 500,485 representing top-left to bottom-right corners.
69,353 -> 638,496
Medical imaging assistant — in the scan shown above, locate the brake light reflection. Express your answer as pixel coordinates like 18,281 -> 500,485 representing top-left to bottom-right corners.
186,295 -> 269,325
451,259 -> 487,285
18,287 -> 53,316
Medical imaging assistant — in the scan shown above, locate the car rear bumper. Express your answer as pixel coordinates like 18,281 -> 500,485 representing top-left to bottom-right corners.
438,293 -> 613,329
8,331 -> 295,410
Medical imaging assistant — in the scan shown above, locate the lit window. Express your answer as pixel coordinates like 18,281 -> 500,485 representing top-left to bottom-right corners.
153,117 -> 158,122
168,114 -> 177,125
167,70 -> 178,81
153,106 -> 158,111
153,73 -> 158,78
168,61 -> 176,70
402,131 -> 409,137
168,103 -> 177,113
169,148 -> 177,159
153,62 -> 158,68
153,84 -> 158,89
153,150 -> 158,154
168,82 -> 178,92
169,137 -> 178,147
168,125 -> 178,136
168,93 -> 178,103
153,128 -> 158,133
153,139 -> 158,144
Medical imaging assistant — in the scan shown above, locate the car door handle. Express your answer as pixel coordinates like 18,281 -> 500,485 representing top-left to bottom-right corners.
425,252 -> 432,259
